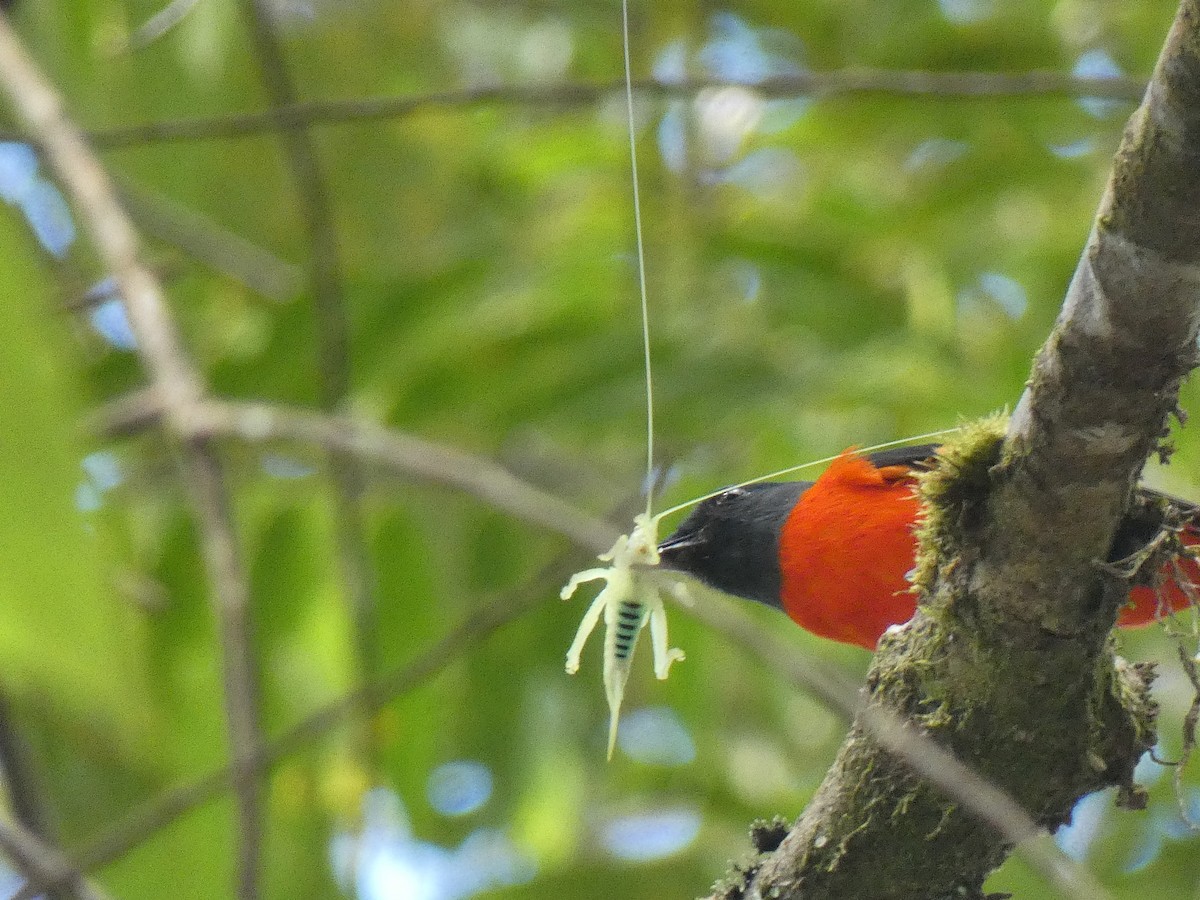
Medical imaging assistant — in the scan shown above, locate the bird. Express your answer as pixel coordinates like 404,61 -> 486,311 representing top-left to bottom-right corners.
656,444 -> 1200,649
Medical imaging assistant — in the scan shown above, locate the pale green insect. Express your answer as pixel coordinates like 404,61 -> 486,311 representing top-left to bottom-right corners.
562,512 -> 686,760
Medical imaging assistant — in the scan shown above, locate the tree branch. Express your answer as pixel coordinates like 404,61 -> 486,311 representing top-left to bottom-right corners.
736,3 -> 1200,897
90,392 -> 618,555
52,71 -> 1145,149
236,0 -> 349,406
117,180 -> 302,301
0,819 -> 103,900
0,688 -> 55,854
0,687 -> 88,900
0,14 -> 265,900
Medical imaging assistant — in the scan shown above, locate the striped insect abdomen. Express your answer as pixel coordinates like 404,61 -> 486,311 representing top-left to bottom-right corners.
612,600 -> 646,661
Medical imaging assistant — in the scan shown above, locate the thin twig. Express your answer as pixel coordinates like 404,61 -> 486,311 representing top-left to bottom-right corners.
236,0 -> 381,776
118,180 -> 303,301
1173,643 -> 1200,827
0,688 -> 55,851
129,0 -> 202,49
89,393 -> 618,555
0,819 -> 103,900
177,445 -> 263,900
236,0 -> 349,405
0,15 -> 265,900
0,688 -> 82,900
58,71 -> 1147,148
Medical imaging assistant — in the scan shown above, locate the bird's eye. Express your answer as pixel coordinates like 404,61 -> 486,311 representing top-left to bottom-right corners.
716,487 -> 745,505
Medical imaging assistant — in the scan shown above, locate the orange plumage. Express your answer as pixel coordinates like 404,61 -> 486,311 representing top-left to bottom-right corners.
658,446 -> 1200,649
1123,545 -> 1200,626
776,450 -> 1200,649
778,452 -> 924,648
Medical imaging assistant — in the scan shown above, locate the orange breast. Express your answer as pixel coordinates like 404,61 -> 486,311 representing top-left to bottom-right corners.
778,452 -> 921,649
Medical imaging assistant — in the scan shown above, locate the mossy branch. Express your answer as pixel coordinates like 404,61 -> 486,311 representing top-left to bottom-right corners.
710,2 -> 1200,897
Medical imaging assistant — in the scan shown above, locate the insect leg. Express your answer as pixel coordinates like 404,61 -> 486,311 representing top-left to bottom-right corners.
560,567 -> 610,601
565,591 -> 608,674
648,598 -> 685,680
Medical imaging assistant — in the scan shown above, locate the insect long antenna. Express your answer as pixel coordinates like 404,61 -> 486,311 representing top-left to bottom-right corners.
622,0 -> 655,519
655,425 -> 967,520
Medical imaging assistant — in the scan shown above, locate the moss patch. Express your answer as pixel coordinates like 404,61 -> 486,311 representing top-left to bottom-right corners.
709,818 -> 793,900
911,414 -> 1009,596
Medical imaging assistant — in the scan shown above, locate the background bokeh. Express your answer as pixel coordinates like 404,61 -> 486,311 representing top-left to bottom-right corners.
2,0 -> 1199,897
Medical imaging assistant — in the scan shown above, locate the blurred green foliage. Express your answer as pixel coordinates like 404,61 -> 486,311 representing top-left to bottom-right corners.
1,0 -> 1199,898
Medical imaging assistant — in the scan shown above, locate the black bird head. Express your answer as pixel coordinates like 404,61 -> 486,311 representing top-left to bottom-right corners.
656,481 -> 811,609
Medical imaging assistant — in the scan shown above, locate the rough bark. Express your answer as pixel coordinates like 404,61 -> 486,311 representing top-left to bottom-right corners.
711,3 -> 1200,898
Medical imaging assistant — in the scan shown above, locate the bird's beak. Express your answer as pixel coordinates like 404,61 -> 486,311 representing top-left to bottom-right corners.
656,530 -> 703,570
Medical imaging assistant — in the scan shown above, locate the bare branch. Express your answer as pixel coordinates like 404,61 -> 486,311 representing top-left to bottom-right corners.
118,180 -> 303,301
90,393 -> 618,555
176,446 -> 263,900
0,819 -> 103,900
0,689 -> 54,851
0,39 -> 201,409
0,688 -> 90,900
236,0 -> 383,777
236,0 -> 349,405
53,71 -> 1145,148
0,15 -> 265,899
